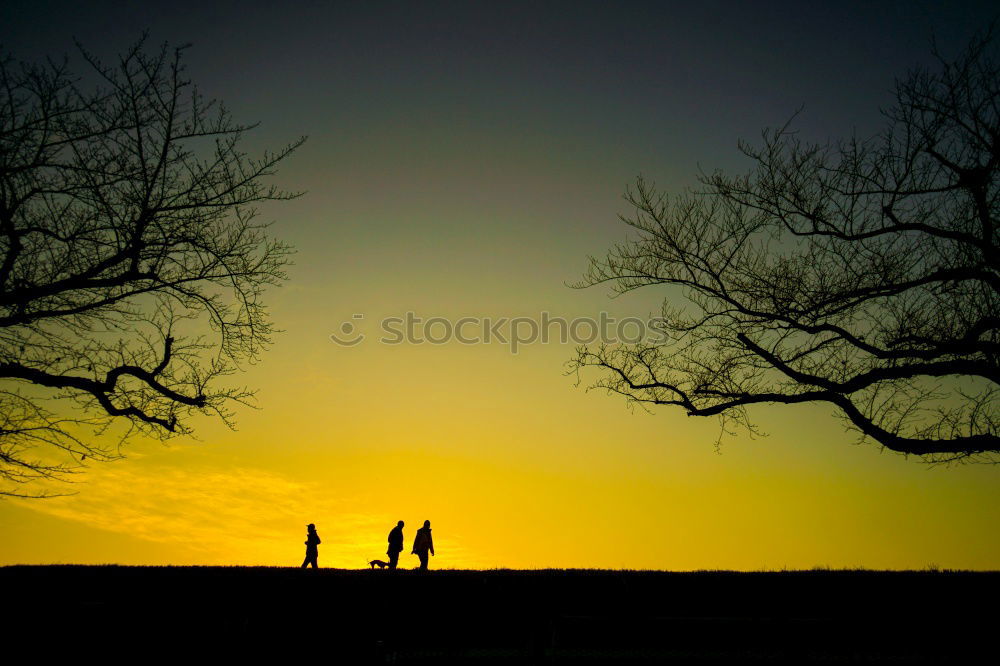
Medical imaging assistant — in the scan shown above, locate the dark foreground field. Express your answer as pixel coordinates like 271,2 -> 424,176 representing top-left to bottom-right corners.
2,566 -> 996,663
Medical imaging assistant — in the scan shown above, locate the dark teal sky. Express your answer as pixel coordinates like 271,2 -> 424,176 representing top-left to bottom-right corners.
6,2 -> 996,169
4,0 -> 997,375
5,3 -> 995,210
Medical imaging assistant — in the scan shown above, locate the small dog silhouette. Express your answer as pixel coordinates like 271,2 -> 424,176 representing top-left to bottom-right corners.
369,559 -> 389,569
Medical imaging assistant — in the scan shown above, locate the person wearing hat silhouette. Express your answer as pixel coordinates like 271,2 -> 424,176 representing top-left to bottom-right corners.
302,523 -> 321,568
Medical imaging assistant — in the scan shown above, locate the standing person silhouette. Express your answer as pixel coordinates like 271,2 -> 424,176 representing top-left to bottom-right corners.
411,519 -> 434,571
387,520 -> 405,570
302,523 -> 321,568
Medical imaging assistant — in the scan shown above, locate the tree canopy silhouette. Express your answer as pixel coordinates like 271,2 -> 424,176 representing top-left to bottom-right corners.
572,31 -> 1000,462
0,37 -> 304,495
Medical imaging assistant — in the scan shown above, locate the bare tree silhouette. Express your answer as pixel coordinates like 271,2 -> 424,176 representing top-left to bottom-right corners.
0,36 -> 305,495
572,29 -> 1000,461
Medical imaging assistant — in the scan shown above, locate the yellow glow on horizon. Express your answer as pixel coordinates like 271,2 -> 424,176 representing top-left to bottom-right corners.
5,329 -> 999,571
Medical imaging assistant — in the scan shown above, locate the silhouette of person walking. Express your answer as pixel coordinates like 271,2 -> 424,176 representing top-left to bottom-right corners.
387,520 -> 404,570
411,519 -> 434,571
302,523 -> 321,568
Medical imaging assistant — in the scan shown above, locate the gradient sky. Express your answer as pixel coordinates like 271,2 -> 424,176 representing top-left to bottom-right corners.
2,1 -> 999,569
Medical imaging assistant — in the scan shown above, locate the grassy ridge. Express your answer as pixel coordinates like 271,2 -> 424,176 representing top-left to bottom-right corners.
3,566 -> 995,663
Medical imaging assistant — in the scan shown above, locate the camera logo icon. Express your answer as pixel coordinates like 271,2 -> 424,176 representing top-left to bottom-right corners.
330,314 -> 365,346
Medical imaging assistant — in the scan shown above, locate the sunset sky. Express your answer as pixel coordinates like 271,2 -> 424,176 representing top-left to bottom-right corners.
2,0 -> 999,570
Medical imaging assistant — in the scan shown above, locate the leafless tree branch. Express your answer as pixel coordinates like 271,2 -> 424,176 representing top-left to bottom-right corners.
0,36 -> 304,495
571,28 -> 1000,462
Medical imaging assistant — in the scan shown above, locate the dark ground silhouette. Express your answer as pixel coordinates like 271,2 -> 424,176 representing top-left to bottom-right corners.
2,566 -> 995,663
